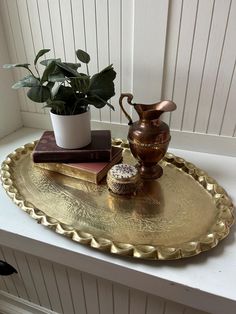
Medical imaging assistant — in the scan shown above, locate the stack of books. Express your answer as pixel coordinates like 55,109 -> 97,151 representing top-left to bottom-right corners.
32,130 -> 123,184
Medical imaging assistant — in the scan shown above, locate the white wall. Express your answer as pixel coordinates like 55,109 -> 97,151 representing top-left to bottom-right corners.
0,11 -> 22,139
0,0 -> 235,155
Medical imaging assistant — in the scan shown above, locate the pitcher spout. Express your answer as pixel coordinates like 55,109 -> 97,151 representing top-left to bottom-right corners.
134,101 -> 176,121
134,104 -> 163,120
119,93 -> 176,124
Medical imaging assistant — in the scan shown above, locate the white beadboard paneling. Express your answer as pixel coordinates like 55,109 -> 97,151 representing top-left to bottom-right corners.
1,0 -> 29,113
169,0 -> 199,130
0,8 -> 22,139
0,248 -> 18,297
36,0 -> 56,58
5,0 -> 29,110
36,0 -> 57,116
165,300 -> 185,314
0,275 -> 8,293
47,0 -> 66,60
83,0 -> 100,122
129,289 -> 147,314
133,1 -> 167,128
0,290 -> 210,314
39,260 -> 63,314
113,283 -> 129,314
132,0 -> 169,103
109,0 -> 122,123
26,0 -> 46,114
161,0 -> 183,125
0,0 -> 29,114
121,0 -> 134,124
24,0 -> 44,57
67,268 -> 87,314
1,247 -> 29,301
16,0 -> 39,113
97,277 -> 113,314
71,0 -> 87,71
181,0 -> 214,132
220,60 -> 236,136
59,0 -> 76,63
207,0 -> 236,135
52,264 -> 75,314
95,0 -> 109,122
26,255 -> 51,309
0,243 -> 212,314
194,0 -> 232,133
146,295 -> 165,314
13,250 -> 41,305
0,290 -> 59,314
81,272 -> 100,314
0,249 -> 9,295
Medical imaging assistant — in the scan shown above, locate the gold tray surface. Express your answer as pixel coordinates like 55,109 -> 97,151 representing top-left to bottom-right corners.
1,139 -> 234,260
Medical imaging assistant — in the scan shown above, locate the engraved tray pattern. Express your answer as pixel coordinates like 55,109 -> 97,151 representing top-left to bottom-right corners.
0,139 -> 234,260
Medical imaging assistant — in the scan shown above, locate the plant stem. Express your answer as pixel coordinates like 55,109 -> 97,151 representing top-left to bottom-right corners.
28,67 -> 38,79
34,65 -> 40,78
86,64 -> 89,75
71,102 -> 78,115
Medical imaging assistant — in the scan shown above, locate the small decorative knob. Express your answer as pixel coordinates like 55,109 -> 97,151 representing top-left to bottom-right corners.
0,260 -> 17,276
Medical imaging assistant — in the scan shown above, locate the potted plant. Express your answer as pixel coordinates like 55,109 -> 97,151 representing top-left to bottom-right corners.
4,49 -> 116,149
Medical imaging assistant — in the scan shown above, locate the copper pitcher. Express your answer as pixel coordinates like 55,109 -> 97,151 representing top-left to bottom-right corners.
119,93 -> 176,180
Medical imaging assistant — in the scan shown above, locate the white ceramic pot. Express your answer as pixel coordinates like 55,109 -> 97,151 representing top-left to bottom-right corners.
50,109 -> 91,149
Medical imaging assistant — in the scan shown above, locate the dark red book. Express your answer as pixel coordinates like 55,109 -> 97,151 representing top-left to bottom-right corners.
32,130 -> 112,163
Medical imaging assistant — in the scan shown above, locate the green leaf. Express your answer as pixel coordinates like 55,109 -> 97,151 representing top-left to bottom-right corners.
43,100 -> 65,109
12,81 -> 26,89
63,62 -> 81,70
76,49 -> 90,64
55,62 -> 80,77
44,100 -> 66,107
106,102 -> 114,110
46,82 -> 55,90
43,100 -> 66,115
3,63 -> 30,69
46,64 -> 66,82
34,49 -> 50,65
99,64 -> 114,73
12,75 -> 40,89
48,72 -> 66,82
93,95 -> 114,110
88,65 -> 116,101
40,61 -> 57,83
27,86 -> 51,103
85,95 -> 114,110
40,58 -> 61,66
51,83 -> 61,98
71,76 -> 90,93
53,85 -> 76,103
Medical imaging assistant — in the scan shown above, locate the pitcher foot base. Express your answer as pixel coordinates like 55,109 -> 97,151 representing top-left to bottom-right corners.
137,164 -> 163,180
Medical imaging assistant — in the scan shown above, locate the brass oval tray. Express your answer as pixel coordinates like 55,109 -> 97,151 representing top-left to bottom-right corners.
1,140 -> 234,260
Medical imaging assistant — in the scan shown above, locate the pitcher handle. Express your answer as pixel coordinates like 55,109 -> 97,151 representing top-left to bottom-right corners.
119,93 -> 134,125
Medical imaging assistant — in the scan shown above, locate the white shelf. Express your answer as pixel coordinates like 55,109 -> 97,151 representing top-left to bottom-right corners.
0,127 -> 235,314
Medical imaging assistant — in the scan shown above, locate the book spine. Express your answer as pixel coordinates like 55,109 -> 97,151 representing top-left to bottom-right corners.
35,163 -> 97,184
32,150 -> 111,163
